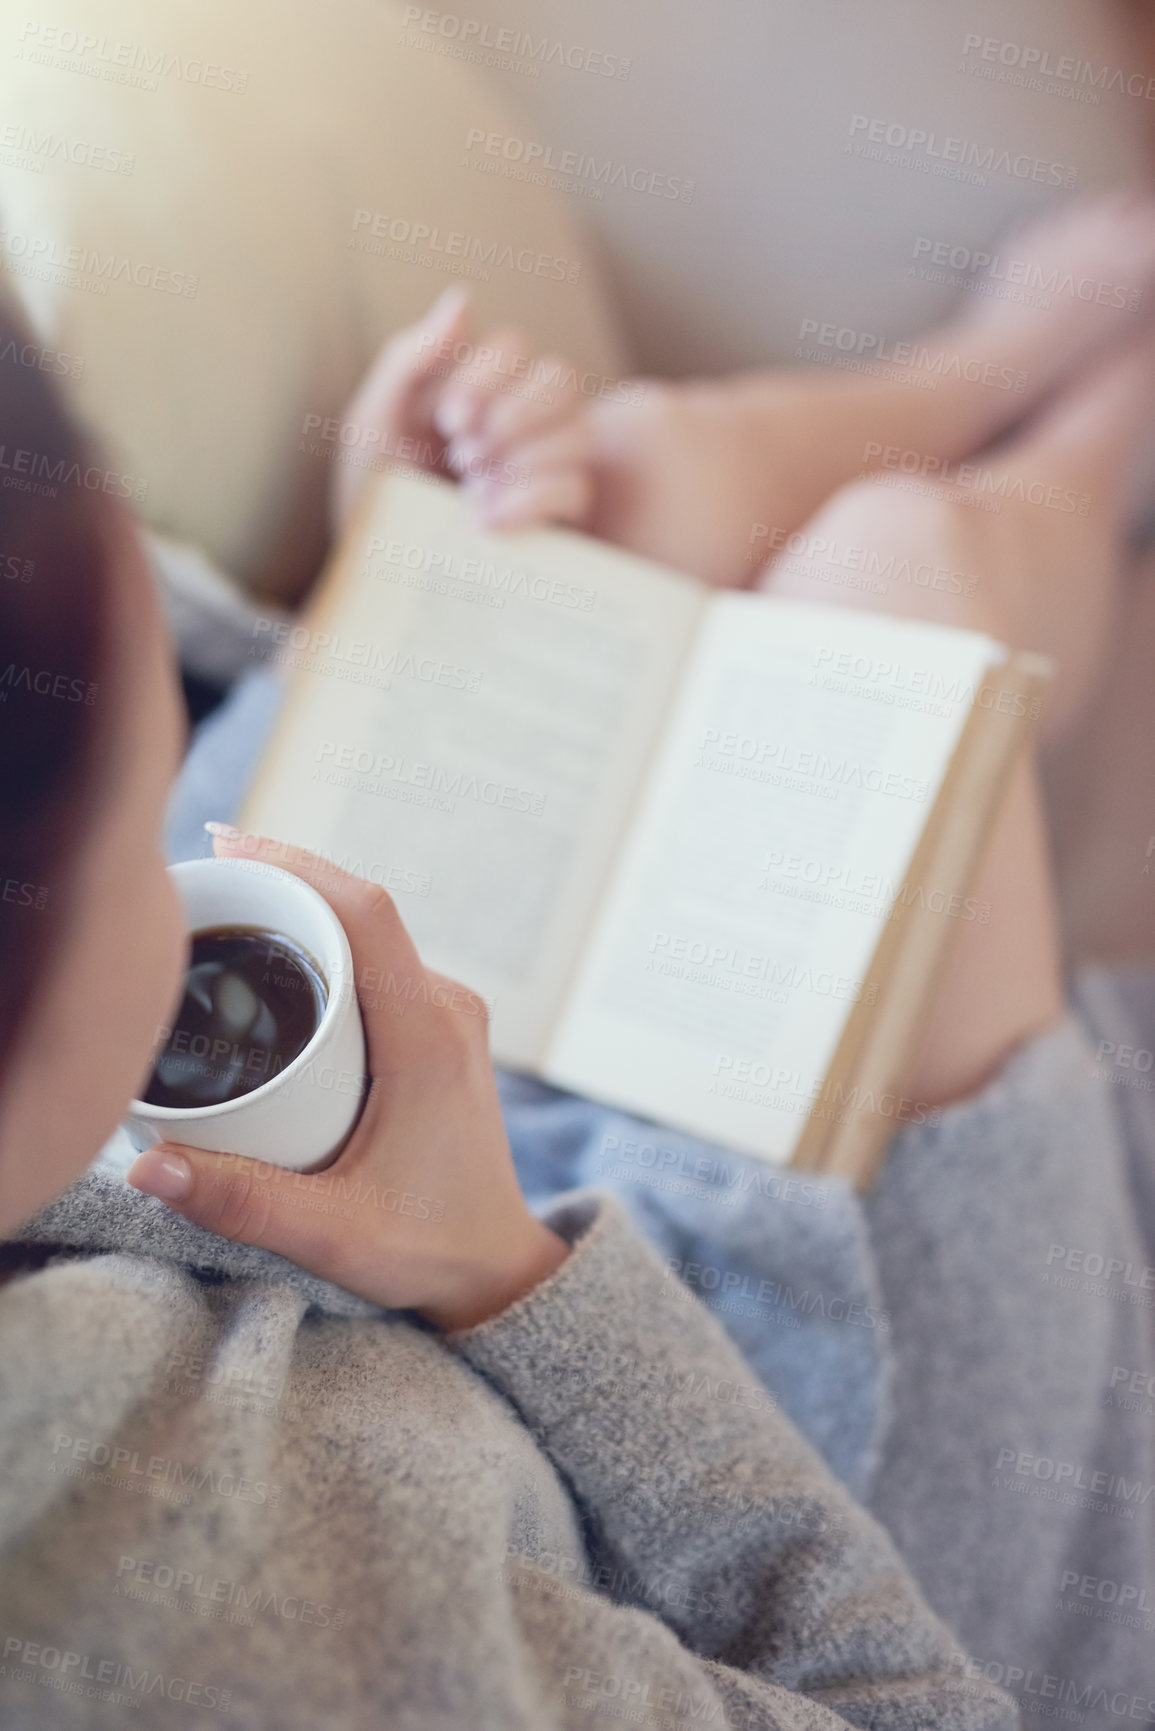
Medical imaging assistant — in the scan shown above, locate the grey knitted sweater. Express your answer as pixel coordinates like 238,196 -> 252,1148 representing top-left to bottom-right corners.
0,1178 -> 1015,1731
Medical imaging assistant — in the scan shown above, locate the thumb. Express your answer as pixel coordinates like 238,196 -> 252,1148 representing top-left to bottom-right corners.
127,1142 -> 337,1271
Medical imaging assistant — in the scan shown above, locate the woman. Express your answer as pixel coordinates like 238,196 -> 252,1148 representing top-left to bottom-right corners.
0,309 -> 1012,1727
226,190 -> 1155,1723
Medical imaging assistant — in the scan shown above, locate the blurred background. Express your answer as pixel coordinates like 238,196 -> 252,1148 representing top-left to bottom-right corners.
2,0 -> 1152,954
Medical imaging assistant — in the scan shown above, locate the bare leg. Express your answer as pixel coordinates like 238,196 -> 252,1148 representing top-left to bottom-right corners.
589,195 -> 1155,586
1030,0 -> 1155,967
1044,546 -> 1155,964
753,332 -> 1155,1102
752,189 -> 1155,491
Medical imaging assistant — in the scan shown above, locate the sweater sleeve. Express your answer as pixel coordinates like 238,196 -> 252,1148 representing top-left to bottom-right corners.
452,1191 -> 1016,1731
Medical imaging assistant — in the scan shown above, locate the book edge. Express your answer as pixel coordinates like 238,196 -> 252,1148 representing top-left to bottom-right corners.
791,651 -> 1051,1188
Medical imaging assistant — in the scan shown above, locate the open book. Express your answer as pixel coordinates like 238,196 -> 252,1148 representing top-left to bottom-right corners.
242,473 -> 1048,1187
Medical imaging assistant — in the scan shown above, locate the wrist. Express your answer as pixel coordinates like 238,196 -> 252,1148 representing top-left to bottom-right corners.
421,1217 -> 570,1332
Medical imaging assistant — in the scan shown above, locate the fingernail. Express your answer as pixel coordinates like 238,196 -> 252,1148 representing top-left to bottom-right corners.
204,821 -> 241,840
431,285 -> 468,322
439,391 -> 481,440
128,1149 -> 193,1203
448,436 -> 484,473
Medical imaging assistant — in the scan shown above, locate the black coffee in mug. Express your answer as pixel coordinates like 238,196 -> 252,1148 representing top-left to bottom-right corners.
142,926 -> 328,1110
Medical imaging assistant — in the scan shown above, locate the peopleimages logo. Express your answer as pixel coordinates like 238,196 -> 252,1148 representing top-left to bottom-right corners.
16,21 -> 248,93
114,1557 -> 347,1630
911,236 -> 1142,311
249,619 -> 484,695
312,740 -> 548,816
0,123 -> 134,175
951,1653 -> 1155,1724
50,1432 -> 282,1507
995,1445 -> 1155,1509
862,441 -> 1089,516
416,334 -> 643,408
400,7 -> 632,80
0,336 -> 84,380
367,537 -> 596,611
748,524 -> 978,598
0,228 -> 197,298
847,115 -> 1077,188
645,930 -> 877,1008
0,444 -> 147,503
696,726 -> 930,802
1058,1568 -> 1155,1615
709,1055 -> 942,1130
811,643 -> 1043,715
598,1132 -> 830,1209
961,33 -> 1155,102
463,129 -> 694,202
349,210 -> 582,284
2,1635 -> 232,1714
561,1667 -> 723,1722
797,318 -> 1028,391
0,664 -> 97,705
668,1257 -> 891,1332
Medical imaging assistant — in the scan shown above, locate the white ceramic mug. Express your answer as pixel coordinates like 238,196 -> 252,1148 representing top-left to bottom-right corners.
126,857 -> 367,1171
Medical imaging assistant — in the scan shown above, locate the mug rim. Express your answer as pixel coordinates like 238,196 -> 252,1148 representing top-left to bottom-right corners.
129,856 -> 355,1121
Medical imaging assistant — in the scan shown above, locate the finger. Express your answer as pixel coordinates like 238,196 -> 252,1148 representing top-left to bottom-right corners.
472,420 -> 597,530
346,287 -> 472,458
202,824 -> 434,1068
477,464 -> 595,533
424,967 -> 491,1024
435,324 -> 533,450
126,1142 -> 354,1276
490,413 -> 596,476
469,354 -> 581,453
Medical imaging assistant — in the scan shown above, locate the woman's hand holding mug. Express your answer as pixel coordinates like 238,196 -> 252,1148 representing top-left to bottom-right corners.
128,828 -> 568,1330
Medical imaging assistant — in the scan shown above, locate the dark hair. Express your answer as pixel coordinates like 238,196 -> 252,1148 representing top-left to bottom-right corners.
0,298 -> 115,1083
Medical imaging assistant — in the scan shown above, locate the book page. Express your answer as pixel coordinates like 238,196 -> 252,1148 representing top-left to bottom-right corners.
242,474 -> 706,1069
543,595 -> 1003,1161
